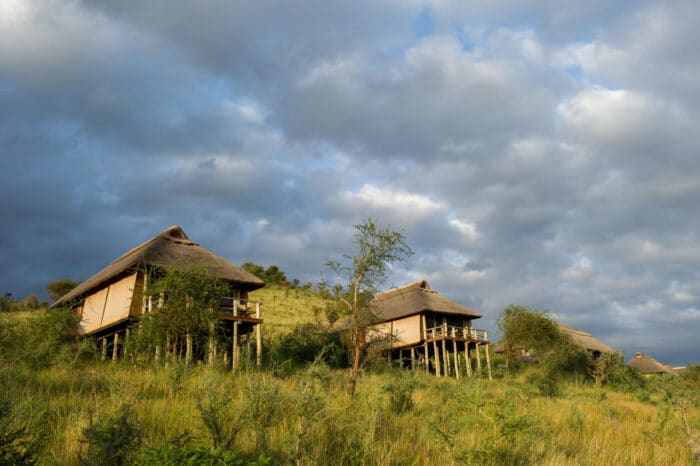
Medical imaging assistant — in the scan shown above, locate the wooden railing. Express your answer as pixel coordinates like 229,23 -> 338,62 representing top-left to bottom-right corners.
218,298 -> 262,319
425,324 -> 488,342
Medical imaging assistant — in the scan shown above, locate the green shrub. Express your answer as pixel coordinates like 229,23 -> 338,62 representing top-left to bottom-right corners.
525,368 -> 560,397
137,445 -> 271,466
80,404 -> 142,466
269,323 -> 346,368
0,399 -> 38,465
381,371 -> 418,414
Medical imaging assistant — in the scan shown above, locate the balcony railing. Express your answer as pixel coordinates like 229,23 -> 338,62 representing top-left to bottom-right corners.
218,298 -> 262,319
425,324 -> 488,342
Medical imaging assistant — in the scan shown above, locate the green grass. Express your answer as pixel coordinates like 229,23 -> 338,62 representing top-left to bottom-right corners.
2,363 -> 698,465
1,299 -> 699,465
249,285 -> 330,337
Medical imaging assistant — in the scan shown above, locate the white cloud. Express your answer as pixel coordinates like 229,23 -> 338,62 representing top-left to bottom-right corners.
449,218 -> 478,240
343,184 -> 442,215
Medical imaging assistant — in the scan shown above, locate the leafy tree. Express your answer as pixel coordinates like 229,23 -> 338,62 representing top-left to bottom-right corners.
326,219 -> 412,396
132,265 -> 230,361
241,263 -> 289,286
46,279 -> 80,303
497,305 -> 590,378
0,293 -> 12,312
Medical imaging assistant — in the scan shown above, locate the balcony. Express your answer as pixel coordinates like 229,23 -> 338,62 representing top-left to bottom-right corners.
424,324 -> 488,342
217,297 -> 262,322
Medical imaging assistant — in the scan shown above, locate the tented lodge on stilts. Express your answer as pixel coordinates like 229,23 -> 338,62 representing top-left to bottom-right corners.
51,225 -> 265,368
365,280 -> 492,379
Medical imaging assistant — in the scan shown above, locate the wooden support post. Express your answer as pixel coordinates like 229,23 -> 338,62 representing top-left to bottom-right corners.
101,337 -> 107,361
124,328 -> 130,360
452,338 -> 460,379
485,344 -> 493,381
465,344 -> 472,377
112,332 -> 119,361
432,329 -> 441,377
141,274 -> 148,314
476,343 -> 482,376
185,334 -> 193,365
442,320 -> 449,377
165,334 -> 171,368
207,322 -> 215,367
424,342 -> 430,374
232,300 -> 239,371
255,302 -> 262,367
410,347 -> 416,371
155,345 -> 161,364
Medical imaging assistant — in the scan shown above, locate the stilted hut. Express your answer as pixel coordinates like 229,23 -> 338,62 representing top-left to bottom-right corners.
369,280 -> 492,379
52,225 -> 265,368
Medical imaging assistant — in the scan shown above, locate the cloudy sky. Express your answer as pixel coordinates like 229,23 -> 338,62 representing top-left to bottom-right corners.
2,0 -> 699,365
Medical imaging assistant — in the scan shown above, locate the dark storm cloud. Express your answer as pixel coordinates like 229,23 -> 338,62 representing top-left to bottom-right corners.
1,1 -> 698,365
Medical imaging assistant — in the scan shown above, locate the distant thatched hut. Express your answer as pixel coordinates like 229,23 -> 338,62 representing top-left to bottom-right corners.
362,280 -> 492,379
494,324 -> 615,361
558,325 -> 615,359
627,352 -> 679,376
52,225 -> 264,367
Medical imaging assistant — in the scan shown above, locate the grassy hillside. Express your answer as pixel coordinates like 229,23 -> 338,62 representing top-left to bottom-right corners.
249,285 -> 331,336
0,307 -> 698,464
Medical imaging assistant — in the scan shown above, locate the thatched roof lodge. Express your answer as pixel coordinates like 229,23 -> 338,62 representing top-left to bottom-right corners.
558,325 -> 615,358
361,280 -> 492,379
627,352 -> 679,376
53,225 -> 264,366
495,324 -> 616,360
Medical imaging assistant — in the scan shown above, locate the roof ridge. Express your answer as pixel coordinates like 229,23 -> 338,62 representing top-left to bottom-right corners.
375,279 -> 431,298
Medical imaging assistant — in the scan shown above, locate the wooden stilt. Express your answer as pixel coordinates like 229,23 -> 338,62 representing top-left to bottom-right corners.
465,344 -> 472,377
165,334 -> 171,368
232,300 -> 239,370
208,322 -> 215,367
101,337 -> 107,361
155,345 -> 161,364
476,343 -> 482,376
185,334 -> 193,365
255,302 -> 262,367
452,338 -> 460,379
411,347 -> 416,371
112,332 -> 119,361
424,342 -> 430,374
485,340 -> 493,381
442,339 -> 449,377
432,332 -> 441,377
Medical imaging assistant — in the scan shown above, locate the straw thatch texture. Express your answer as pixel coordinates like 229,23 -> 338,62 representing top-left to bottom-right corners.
372,280 -> 481,321
559,325 -> 615,353
627,352 -> 678,375
495,325 -> 616,354
53,225 -> 264,306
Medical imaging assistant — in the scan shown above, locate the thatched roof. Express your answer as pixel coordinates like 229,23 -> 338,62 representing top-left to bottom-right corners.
495,324 -> 615,354
559,325 -> 615,354
53,225 -> 264,306
371,280 -> 481,322
627,352 -> 678,375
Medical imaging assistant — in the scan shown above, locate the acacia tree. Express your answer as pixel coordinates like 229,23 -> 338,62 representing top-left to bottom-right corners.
326,219 -> 412,396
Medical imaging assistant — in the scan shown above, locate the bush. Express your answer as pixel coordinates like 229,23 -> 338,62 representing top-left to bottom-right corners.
382,371 -> 418,414
0,399 -> 38,465
80,405 -> 142,466
269,323 -> 347,368
137,445 -> 271,466
525,368 -> 560,397
607,363 -> 647,393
